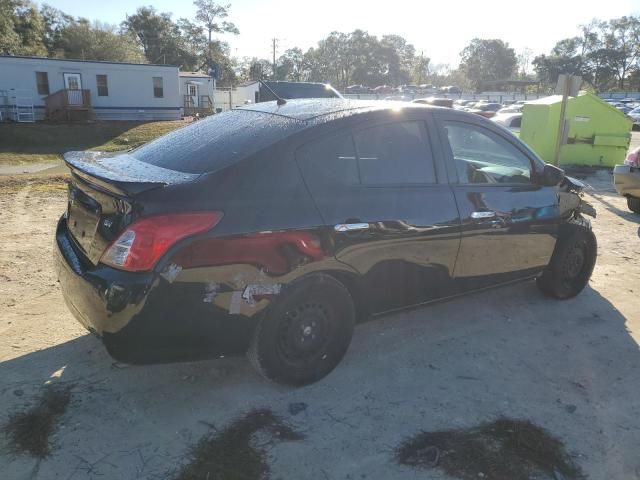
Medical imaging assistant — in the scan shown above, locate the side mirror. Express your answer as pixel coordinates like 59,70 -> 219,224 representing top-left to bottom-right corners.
540,163 -> 565,186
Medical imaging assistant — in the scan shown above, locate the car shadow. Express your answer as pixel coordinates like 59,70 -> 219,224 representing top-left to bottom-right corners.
1,282 -> 639,479
587,189 -> 640,224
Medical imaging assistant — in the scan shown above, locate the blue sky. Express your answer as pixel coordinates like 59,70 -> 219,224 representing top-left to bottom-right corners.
43,0 -> 640,66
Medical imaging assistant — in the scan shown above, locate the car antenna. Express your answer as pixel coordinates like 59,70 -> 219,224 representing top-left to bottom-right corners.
259,79 -> 287,106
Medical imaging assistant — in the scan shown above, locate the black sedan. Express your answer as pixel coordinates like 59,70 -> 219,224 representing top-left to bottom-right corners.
54,99 -> 597,385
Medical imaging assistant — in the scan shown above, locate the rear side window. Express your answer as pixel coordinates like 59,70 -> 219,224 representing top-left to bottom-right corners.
354,121 -> 435,185
296,134 -> 359,187
132,110 -> 304,174
297,120 -> 436,189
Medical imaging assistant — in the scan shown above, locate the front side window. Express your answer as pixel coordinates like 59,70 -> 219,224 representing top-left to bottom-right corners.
444,122 -> 532,184
96,74 -> 108,96
353,121 -> 436,185
153,77 -> 163,98
35,72 -> 49,95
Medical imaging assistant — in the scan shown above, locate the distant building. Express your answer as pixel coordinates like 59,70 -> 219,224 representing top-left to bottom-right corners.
0,55 -> 181,121
179,71 -> 215,116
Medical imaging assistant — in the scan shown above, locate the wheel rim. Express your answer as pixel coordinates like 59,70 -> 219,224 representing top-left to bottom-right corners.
276,303 -> 332,367
562,240 -> 586,282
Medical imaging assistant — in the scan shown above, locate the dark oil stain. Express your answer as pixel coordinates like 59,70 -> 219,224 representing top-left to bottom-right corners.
175,408 -> 304,480
3,385 -> 72,458
396,417 -> 582,480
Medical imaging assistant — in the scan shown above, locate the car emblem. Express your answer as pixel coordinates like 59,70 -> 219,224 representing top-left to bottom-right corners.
103,219 -> 113,228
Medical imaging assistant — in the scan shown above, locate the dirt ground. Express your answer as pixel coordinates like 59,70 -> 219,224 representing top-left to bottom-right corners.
1,168 -> 639,479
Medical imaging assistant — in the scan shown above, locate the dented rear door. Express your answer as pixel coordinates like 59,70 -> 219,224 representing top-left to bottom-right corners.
296,113 -> 462,313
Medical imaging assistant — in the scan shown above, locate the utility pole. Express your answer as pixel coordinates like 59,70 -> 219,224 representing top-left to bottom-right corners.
272,38 -> 278,79
553,74 -> 581,166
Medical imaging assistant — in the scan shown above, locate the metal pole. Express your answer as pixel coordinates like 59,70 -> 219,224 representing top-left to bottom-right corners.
272,38 -> 277,79
553,75 -> 571,167
213,78 -> 216,114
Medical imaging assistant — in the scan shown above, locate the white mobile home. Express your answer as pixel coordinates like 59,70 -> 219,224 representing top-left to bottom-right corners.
179,71 -> 215,116
0,55 -> 180,121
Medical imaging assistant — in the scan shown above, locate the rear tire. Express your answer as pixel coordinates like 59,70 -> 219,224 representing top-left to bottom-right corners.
537,224 -> 597,299
247,274 -> 355,385
627,196 -> 640,214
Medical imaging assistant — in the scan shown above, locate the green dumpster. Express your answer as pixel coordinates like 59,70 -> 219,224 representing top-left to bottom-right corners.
520,93 -> 632,167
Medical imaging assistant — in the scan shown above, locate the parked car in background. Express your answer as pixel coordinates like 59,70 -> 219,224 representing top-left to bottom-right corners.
614,147 -> 640,213
615,104 -> 634,115
372,85 -> 395,95
55,99 -> 597,385
492,112 -> 522,134
413,97 -> 454,107
627,106 -> 640,130
345,84 -> 370,94
453,99 -> 475,110
498,104 -> 525,114
400,85 -> 419,94
384,95 -> 413,102
439,85 -> 462,94
468,102 -> 503,118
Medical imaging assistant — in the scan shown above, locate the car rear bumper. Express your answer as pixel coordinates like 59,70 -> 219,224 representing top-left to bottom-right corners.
613,164 -> 640,198
54,215 -> 253,363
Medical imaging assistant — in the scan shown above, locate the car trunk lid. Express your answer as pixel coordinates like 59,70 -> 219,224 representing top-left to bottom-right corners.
63,151 -> 199,265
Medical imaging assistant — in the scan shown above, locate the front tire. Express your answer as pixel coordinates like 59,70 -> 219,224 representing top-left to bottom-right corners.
627,196 -> 640,214
537,224 -> 597,299
247,274 -> 355,385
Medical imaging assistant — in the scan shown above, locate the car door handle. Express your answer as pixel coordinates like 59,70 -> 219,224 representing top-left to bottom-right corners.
334,223 -> 369,232
470,211 -> 497,219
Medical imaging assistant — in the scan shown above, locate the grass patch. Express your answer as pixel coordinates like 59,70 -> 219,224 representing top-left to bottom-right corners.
3,386 -> 71,458
0,120 -> 187,164
396,417 -> 582,480
0,174 -> 69,194
175,408 -> 304,480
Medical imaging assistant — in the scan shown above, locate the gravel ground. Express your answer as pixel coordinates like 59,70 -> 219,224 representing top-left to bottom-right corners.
0,169 -> 639,479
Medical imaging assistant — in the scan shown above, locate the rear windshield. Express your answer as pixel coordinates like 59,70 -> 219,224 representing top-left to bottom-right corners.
132,110 -> 305,174
260,83 -> 340,101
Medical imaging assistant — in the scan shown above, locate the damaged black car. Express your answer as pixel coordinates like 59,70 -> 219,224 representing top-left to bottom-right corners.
54,99 -> 597,385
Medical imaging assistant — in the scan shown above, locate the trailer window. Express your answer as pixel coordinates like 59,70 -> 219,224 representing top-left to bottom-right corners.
96,75 -> 108,96
36,72 -> 49,95
153,77 -> 163,98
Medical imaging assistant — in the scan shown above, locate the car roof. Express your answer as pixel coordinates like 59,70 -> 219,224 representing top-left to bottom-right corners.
238,98 -> 447,124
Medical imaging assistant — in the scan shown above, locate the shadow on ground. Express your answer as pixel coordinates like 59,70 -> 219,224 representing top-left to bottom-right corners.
1,282 -> 639,479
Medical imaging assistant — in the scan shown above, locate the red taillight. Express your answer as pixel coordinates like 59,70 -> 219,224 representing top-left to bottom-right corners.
100,212 -> 223,272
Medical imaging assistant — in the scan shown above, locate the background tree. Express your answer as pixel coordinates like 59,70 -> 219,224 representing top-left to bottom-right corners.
0,0 -> 47,55
122,7 -> 197,68
193,0 -> 238,67
459,38 -> 517,91
0,0 -> 23,54
275,47 -> 306,81
58,20 -> 146,63
604,16 -> 640,89
40,4 -> 73,57
411,54 -> 430,85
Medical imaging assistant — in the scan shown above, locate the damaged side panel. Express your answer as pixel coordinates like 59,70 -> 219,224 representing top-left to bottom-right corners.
164,228 -> 354,317
559,175 -> 596,219
91,226 -> 361,363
